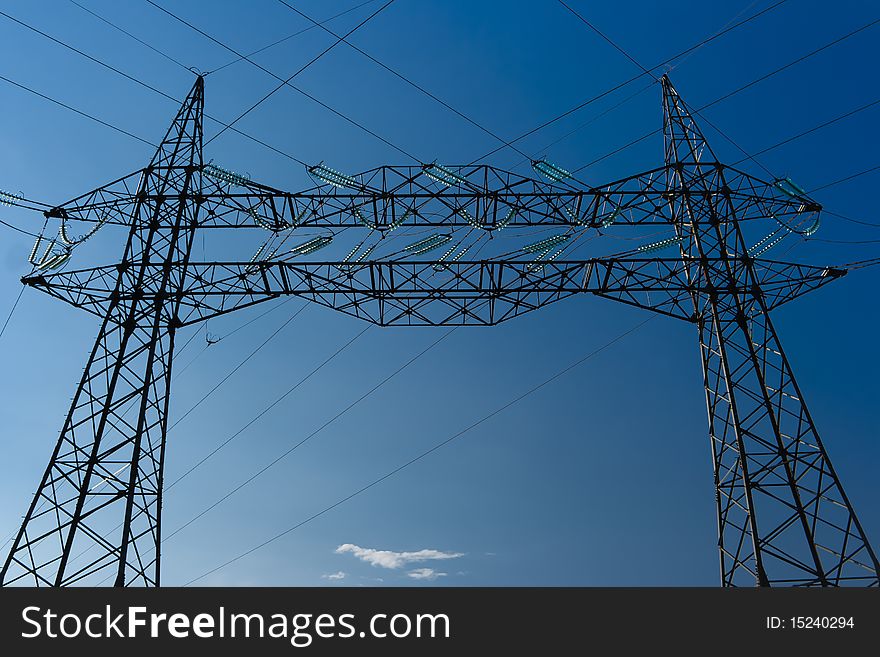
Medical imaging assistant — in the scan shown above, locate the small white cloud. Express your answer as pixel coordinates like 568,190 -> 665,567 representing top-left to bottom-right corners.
321,571 -> 346,580
335,544 -> 463,570
407,568 -> 446,581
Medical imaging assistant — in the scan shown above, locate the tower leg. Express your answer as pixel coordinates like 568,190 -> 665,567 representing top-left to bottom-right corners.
660,73 -> 878,585
1,304 -> 177,586
1,77 -> 204,587
698,296 -> 879,585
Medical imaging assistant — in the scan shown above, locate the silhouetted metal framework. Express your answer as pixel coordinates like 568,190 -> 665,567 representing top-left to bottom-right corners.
2,75 -> 876,587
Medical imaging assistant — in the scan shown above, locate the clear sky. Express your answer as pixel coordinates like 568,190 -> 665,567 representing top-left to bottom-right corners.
0,0 -> 877,586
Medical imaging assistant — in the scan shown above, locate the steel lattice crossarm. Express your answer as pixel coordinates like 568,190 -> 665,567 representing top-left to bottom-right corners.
21,256 -> 846,327
43,160 -> 819,232
2,74 -> 877,588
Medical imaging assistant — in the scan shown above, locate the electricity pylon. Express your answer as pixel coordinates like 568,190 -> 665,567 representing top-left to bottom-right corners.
2,75 -> 876,587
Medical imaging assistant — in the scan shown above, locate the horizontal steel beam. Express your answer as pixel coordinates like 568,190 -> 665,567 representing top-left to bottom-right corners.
23,257 -> 843,327
42,162 -> 818,231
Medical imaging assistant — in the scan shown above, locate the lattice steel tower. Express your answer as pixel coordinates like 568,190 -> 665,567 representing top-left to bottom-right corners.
2,75 -> 876,587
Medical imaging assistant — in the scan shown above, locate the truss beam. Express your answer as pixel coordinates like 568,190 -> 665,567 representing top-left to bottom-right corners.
1,77 -> 204,588
3,73 -> 875,588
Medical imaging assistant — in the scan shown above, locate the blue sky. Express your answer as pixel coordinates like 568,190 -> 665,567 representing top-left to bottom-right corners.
0,0 -> 878,586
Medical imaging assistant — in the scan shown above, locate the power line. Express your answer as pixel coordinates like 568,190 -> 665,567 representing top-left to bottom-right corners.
810,164 -> 880,193
3,69 -> 875,248
687,102 -> 776,177
0,290 -> 206,556
60,1 -> 407,165
176,298 -> 295,377
557,0 -> 653,76
557,1 -> 779,178
67,0 -> 190,71
664,0 -> 763,72
69,0 -> 382,76
165,323 -> 373,493
840,257 -> 880,269
570,16 -> 880,174
0,9 -> 312,166
513,80 -> 656,171
557,6 -> 880,252
0,1 -> 798,189
278,0 -> 776,178
0,72 -> 157,148
802,171 -> 880,231
142,0 -> 416,161
153,0 -> 783,170
172,326 -> 212,378
6,2 -> 872,588
216,298 -> 291,342
2,0 -> 822,200
182,316 -> 652,586
144,0 -> 410,157
168,0 -> 396,145
0,216 -> 40,238
0,9 -> 180,104
91,326 -> 458,585
556,9 -> 879,183
212,0 -> 382,74
824,211 -> 880,230
7,6 -> 874,246
0,285 -> 28,547
812,235 -> 880,245
162,327 -> 456,543
61,301 -> 363,576
65,314 -> 371,580
168,303 -> 308,431
440,0 -> 784,177
473,0 -> 789,162
699,17 -> 880,113
731,98 -> 880,164
276,0 -> 534,162
0,286 -> 25,340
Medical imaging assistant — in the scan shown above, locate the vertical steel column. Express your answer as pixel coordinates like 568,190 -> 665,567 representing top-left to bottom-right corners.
662,75 -> 878,586
0,77 -> 204,587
